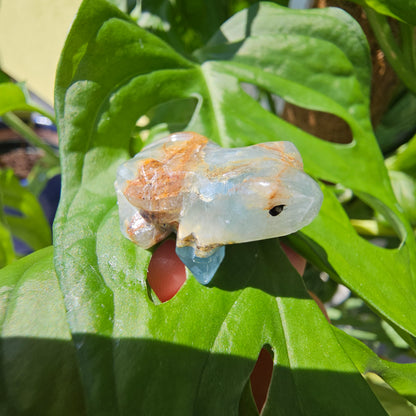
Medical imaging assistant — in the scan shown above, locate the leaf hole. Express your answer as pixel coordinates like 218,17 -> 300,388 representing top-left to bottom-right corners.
240,82 -> 286,116
341,192 -> 403,249
240,82 -> 353,144
3,205 -> 23,217
131,97 -> 199,154
303,263 -> 340,305
146,239 -> 187,303
283,104 -> 353,144
12,236 -> 33,256
250,345 -> 274,414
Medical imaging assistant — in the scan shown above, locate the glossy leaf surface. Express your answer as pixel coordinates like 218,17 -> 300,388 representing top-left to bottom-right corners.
0,241 -> 389,415
1,0 -> 415,414
1,170 -> 51,250
0,169 -> 51,264
0,81 -> 52,118
348,0 -> 416,25
0,82 -> 33,115
0,192 -> 14,268
0,247 -> 86,415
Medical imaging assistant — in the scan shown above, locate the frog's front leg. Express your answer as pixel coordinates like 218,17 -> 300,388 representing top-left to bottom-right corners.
175,245 -> 225,285
175,208 -> 226,284
176,226 -> 225,284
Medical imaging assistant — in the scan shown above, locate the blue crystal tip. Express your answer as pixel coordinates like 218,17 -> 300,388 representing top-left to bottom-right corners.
175,246 -> 225,285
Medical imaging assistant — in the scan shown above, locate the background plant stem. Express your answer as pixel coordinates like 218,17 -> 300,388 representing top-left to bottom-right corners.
366,7 -> 416,94
1,112 -> 59,163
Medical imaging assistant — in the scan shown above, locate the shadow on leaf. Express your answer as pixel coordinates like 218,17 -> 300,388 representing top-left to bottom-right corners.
0,335 -> 392,416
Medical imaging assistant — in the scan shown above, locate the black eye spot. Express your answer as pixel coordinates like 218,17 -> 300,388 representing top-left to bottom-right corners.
269,205 -> 285,217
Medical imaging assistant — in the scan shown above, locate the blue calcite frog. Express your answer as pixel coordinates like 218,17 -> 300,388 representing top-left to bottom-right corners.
115,132 -> 323,284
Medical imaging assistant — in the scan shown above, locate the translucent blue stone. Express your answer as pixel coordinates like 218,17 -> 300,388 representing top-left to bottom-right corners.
115,132 -> 324,286
175,245 -> 225,285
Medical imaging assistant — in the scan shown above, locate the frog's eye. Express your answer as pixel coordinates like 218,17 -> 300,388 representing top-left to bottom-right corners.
269,205 -> 285,217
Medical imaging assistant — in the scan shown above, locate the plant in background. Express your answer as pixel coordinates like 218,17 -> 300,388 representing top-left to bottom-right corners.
0,73 -> 59,267
0,169 -> 51,266
0,0 -> 415,414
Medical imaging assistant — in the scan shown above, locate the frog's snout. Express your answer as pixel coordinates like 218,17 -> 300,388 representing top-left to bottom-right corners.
279,168 -> 323,230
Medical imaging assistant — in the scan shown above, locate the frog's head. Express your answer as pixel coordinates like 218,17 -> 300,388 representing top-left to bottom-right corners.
176,141 -> 323,252
241,163 -> 323,241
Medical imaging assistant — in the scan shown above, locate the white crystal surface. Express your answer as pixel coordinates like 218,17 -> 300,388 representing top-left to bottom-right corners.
115,132 -> 323,284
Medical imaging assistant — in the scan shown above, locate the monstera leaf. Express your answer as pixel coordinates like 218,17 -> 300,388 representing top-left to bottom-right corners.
347,0 -> 416,25
1,0 -> 415,414
0,170 -> 51,254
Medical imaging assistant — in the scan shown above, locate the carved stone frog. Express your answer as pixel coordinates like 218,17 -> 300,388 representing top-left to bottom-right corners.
115,132 -> 323,284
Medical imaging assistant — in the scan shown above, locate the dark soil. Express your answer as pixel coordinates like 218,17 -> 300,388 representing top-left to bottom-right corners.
0,125 -> 57,179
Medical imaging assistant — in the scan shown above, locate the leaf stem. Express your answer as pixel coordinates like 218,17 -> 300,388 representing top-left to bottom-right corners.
366,7 -> 416,94
34,107 -> 56,125
265,91 -> 277,115
399,22 -> 416,72
1,112 -> 59,163
350,219 -> 399,237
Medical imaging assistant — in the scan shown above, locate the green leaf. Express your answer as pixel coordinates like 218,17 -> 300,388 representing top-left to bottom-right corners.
137,0 -> 288,55
375,92 -> 416,153
0,83 -> 34,115
0,69 -> 10,83
49,0 -> 416,412
195,3 -> 416,344
348,0 -> 416,25
106,0 -> 137,14
291,186 -> 416,347
0,169 -> 51,252
388,170 -> 416,225
1,239 -> 390,414
0,175 -> 15,268
137,0 -> 236,55
328,296 -> 411,359
0,223 -> 14,269
0,81 -> 56,124
0,0 -> 412,412
0,247 -> 87,415
365,8 -> 416,94
387,133 -> 416,177
334,327 -> 416,406
26,154 -> 62,197
137,97 -> 199,143
366,373 -> 416,416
